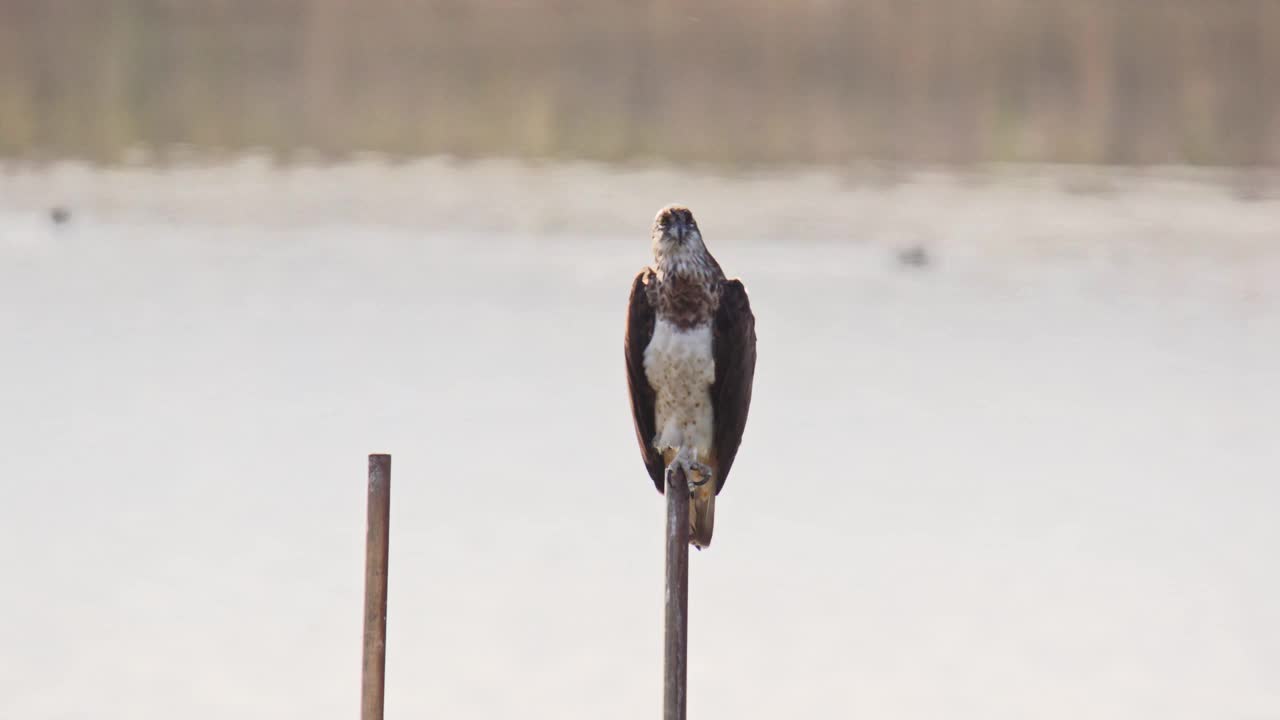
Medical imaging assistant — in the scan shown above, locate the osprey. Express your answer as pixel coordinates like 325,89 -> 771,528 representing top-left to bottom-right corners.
625,205 -> 757,548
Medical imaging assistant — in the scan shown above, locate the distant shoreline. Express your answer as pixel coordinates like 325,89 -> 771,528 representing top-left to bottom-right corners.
2,157 -> 1275,261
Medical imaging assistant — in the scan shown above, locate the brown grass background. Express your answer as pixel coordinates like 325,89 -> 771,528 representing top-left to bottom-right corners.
1,0 -> 1277,166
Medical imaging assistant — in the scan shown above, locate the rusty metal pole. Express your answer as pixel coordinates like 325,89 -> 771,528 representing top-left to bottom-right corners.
664,464 -> 690,720
362,454 -> 391,720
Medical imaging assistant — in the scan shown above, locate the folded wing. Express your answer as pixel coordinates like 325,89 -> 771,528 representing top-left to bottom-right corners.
625,268 -> 666,492
710,279 -> 757,494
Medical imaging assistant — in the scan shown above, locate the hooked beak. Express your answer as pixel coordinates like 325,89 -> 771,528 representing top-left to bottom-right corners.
669,216 -> 688,243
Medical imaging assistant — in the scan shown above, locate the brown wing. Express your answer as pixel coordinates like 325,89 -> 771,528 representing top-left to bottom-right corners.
711,279 -> 757,494
625,268 -> 665,492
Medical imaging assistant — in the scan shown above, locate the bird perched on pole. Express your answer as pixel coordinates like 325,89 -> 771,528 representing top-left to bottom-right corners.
625,205 -> 757,549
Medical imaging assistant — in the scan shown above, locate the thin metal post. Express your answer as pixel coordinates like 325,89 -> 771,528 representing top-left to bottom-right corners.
362,454 -> 391,720
664,464 -> 690,720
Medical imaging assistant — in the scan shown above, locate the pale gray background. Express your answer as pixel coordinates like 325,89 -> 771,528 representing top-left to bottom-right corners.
2,161 -> 1278,718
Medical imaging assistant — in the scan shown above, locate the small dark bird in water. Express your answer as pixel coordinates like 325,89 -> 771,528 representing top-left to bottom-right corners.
897,245 -> 929,268
49,206 -> 71,225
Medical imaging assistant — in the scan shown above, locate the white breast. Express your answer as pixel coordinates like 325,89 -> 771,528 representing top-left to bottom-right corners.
643,318 -> 715,457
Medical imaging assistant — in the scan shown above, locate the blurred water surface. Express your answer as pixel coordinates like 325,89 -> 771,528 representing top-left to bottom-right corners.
1,161 -> 1278,718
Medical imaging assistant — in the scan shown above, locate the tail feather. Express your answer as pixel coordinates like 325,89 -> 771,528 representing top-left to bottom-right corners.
690,484 -> 715,549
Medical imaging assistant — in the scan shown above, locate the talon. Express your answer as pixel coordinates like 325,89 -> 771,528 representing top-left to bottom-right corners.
665,451 -> 715,491
686,461 -> 714,489
664,465 -> 682,491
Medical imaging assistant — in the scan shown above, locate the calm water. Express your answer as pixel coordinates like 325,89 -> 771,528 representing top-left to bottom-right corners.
1,161 -> 1278,718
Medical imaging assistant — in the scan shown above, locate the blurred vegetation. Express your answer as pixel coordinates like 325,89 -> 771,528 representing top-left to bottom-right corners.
0,0 -> 1276,167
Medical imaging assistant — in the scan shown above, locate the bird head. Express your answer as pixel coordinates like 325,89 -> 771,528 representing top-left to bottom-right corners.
651,205 -> 705,260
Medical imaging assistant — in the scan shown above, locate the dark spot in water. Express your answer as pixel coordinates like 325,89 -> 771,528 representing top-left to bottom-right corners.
49,206 -> 71,225
897,245 -> 929,268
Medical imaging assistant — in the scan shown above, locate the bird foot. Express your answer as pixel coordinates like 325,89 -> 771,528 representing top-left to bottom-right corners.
664,463 -> 682,490
665,456 -> 715,492
685,461 -> 714,490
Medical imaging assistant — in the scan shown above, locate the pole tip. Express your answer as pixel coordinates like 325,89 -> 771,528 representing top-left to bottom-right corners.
368,454 -> 391,479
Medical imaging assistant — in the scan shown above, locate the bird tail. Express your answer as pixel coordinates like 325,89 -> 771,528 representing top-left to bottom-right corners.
689,482 -> 715,549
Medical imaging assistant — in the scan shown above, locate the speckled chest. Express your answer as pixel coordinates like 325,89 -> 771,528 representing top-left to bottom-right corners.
643,317 -> 716,450
642,274 -> 720,450
645,272 -> 719,330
